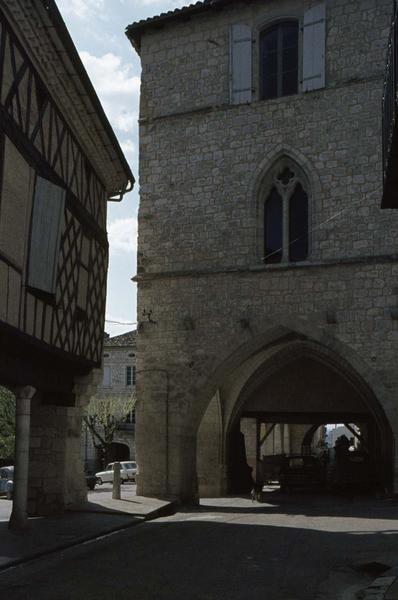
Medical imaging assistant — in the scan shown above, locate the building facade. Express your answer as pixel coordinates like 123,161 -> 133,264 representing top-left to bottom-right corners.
82,331 -> 137,472
382,1 -> 398,208
0,0 -> 133,522
127,0 -> 398,502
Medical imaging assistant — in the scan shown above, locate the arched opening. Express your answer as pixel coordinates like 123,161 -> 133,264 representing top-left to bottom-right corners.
196,335 -> 394,501
225,351 -> 393,496
0,385 -> 16,523
108,441 -> 130,462
259,157 -> 310,264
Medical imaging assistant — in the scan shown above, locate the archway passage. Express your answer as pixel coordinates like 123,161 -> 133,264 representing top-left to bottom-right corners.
109,442 -> 130,462
0,386 -> 15,524
227,353 -> 393,496
196,340 -> 394,500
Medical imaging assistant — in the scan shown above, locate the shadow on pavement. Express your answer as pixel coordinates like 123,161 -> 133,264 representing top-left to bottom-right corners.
2,507 -> 398,600
183,489 -> 398,521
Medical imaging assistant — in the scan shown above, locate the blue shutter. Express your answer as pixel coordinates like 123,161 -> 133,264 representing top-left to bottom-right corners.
28,176 -> 65,293
230,24 -> 252,104
302,3 -> 326,92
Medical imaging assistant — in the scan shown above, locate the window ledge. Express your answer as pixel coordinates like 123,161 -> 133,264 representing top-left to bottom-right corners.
250,260 -> 312,272
26,286 -> 56,305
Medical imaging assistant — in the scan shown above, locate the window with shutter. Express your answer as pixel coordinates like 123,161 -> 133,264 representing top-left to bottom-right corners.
28,176 -> 65,294
230,23 -> 252,105
302,3 -> 326,92
260,21 -> 299,100
126,365 -> 132,386
102,365 -> 111,387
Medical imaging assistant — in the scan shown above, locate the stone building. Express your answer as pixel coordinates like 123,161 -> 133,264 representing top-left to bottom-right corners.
127,0 -> 398,502
0,1 -> 133,524
82,330 -> 137,472
382,2 -> 398,208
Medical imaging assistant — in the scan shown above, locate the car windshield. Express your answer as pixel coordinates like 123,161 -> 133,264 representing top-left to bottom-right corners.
0,467 -> 13,479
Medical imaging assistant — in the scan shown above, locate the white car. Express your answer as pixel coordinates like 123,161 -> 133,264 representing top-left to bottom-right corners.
95,461 -> 138,485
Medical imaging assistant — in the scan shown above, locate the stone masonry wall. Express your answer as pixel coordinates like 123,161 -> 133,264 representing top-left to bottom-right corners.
135,0 -> 398,500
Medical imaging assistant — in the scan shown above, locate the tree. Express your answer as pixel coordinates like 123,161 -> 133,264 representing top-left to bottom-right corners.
83,393 -> 136,467
0,387 -> 15,463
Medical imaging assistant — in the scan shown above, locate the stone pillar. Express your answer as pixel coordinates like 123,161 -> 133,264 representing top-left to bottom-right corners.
197,392 -> 224,497
284,424 -> 290,455
9,385 -> 36,530
280,424 -> 285,454
28,370 -> 100,516
290,424 -> 312,454
66,370 -> 102,507
240,418 -> 257,480
112,462 -> 121,500
135,370 -> 169,498
274,424 -> 283,454
169,431 -> 198,503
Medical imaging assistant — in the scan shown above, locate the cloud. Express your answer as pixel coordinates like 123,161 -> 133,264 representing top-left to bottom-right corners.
123,0 -> 188,6
79,51 -> 140,100
121,139 -> 136,155
57,0 -> 105,19
108,216 -> 138,255
79,51 -> 140,138
114,112 -> 138,133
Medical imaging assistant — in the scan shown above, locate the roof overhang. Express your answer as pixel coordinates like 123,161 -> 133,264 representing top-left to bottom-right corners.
2,0 -> 134,200
126,0 -> 247,53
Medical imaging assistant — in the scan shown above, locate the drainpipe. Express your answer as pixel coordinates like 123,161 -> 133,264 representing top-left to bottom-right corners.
9,386 -> 36,530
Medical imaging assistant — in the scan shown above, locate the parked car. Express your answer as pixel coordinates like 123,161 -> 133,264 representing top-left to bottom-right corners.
279,455 -> 326,492
0,466 -> 14,499
95,461 -> 138,485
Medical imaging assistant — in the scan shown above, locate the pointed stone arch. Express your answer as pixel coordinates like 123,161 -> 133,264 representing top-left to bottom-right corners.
195,319 -> 395,496
253,144 -> 322,203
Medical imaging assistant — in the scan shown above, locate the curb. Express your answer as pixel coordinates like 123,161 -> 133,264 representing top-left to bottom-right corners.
0,516 -> 143,573
361,575 -> 398,599
0,501 -> 175,574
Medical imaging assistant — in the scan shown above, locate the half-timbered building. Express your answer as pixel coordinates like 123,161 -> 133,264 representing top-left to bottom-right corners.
0,0 -> 133,526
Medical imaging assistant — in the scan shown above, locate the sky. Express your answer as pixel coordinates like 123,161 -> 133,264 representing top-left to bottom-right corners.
56,0 -> 189,337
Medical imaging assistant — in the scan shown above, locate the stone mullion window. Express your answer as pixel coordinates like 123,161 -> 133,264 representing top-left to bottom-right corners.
282,187 -> 290,260
263,163 -> 309,264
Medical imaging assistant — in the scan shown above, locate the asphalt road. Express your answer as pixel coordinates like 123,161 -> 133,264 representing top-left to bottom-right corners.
2,489 -> 398,600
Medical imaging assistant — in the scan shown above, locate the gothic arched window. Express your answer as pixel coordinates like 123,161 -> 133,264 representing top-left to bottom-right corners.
259,21 -> 299,100
263,164 -> 309,264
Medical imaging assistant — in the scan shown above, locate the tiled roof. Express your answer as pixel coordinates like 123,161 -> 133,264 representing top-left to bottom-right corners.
104,330 -> 137,347
126,0 -> 234,51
